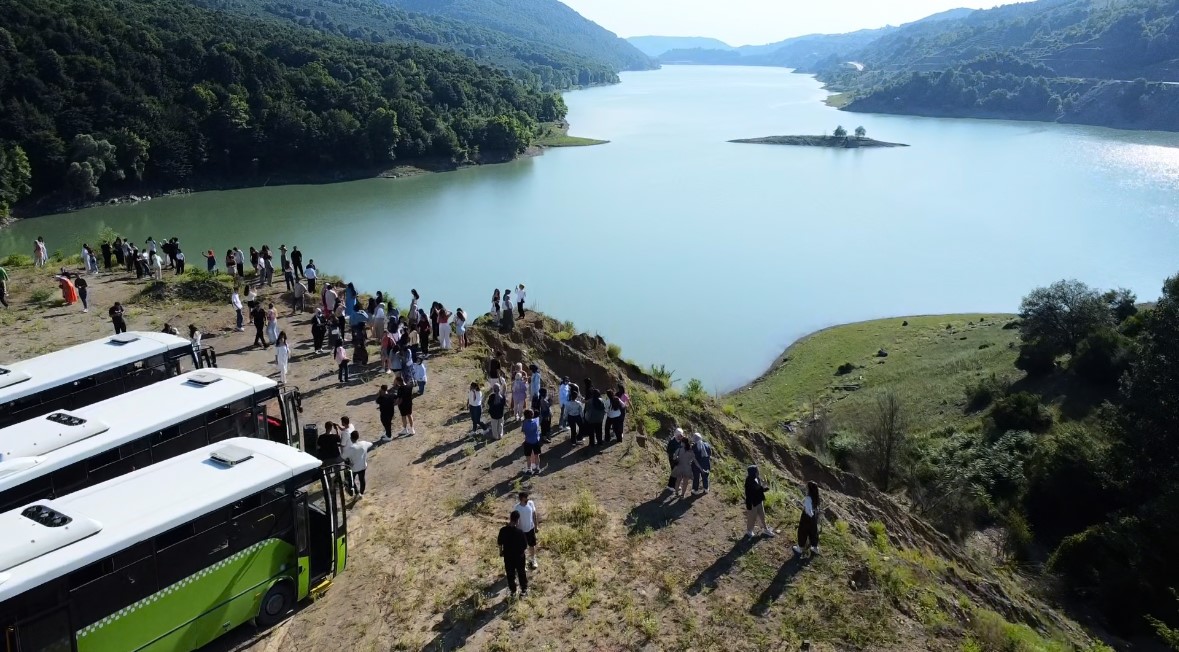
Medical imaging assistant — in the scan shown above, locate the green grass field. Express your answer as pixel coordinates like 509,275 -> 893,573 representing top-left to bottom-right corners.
730,314 -> 1022,434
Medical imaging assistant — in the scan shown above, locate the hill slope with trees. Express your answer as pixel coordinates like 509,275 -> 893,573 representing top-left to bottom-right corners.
0,0 -> 568,216
387,0 -> 656,73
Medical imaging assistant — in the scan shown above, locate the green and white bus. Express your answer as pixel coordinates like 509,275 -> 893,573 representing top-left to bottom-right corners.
0,369 -> 303,514
0,332 -> 212,431
0,437 -> 348,652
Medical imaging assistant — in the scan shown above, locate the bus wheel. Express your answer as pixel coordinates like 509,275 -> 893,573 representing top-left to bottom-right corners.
256,581 -> 295,627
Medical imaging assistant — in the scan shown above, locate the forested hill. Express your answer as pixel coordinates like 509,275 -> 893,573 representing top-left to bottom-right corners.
191,0 -> 622,90
387,0 -> 656,73
0,0 -> 567,216
627,36 -> 733,58
810,0 -> 1179,131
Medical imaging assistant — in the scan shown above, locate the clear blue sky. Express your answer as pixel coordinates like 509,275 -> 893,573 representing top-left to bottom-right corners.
559,0 -> 1007,46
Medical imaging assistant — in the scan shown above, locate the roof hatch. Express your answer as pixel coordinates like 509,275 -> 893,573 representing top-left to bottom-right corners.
0,505 -> 102,572
186,372 -> 223,387
209,445 -> 253,466
109,333 -> 141,345
0,412 -> 111,459
0,366 -> 32,391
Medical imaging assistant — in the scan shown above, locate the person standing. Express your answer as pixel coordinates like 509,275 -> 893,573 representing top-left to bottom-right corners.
511,371 -> 527,422
412,356 -> 427,395
283,260 -> 295,292
341,431 -> 373,498
334,338 -> 351,384
316,422 -> 343,463
744,465 -> 776,539
455,308 -> 468,351
395,376 -> 415,435
605,390 -> 623,443
584,389 -> 608,447
231,287 -> 244,331
34,237 -> 47,268
513,492 -> 540,570
672,438 -> 696,498
498,511 -> 529,599
516,284 -> 527,319
174,247 -> 185,275
266,303 -> 279,345
305,261 -> 317,293
557,377 -> 571,431
564,387 -> 583,443
691,433 -> 713,494
109,302 -> 127,334
308,308 -> 326,354
793,482 -> 822,556
151,250 -> 163,280
665,429 -> 685,493
113,238 -> 125,268
468,382 -> 484,436
291,246 -> 304,279
206,250 -> 217,273
100,241 -> 113,270
233,247 -> 245,278
376,385 -> 397,441
522,409 -> 542,475
74,276 -> 89,312
251,302 -> 268,349
491,289 -> 502,326
501,289 -> 514,331
275,331 -> 290,385
529,364 -> 542,403
534,388 -> 552,444
0,263 -> 8,308
437,304 -> 452,350
487,384 -> 507,441
279,245 -> 289,277
372,302 -> 386,342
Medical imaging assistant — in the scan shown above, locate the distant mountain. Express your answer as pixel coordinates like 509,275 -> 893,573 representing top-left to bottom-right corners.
628,36 -> 733,57
386,0 -> 657,72
190,0 -> 623,90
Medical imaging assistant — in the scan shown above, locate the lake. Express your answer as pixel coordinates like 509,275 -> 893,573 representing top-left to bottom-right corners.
4,65 -> 1179,392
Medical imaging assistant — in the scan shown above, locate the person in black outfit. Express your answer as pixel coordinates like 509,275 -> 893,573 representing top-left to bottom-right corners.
316,421 -> 343,462
75,277 -> 89,312
376,385 -> 397,440
498,511 -> 529,598
251,303 -> 268,349
108,302 -> 127,334
100,241 -> 113,270
311,308 -> 328,353
290,246 -> 303,279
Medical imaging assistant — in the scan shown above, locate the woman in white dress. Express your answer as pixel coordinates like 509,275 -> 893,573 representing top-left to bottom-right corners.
275,331 -> 290,385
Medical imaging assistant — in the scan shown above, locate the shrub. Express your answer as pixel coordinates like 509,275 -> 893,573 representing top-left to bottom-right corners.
606,343 -> 621,359
827,430 -> 864,470
683,378 -> 706,403
1,254 -> 32,267
1003,509 -> 1034,561
722,404 -> 736,416
28,288 -> 52,304
836,361 -> 857,375
964,374 -> 1009,412
990,392 -> 1052,433
647,364 -> 673,389
1070,328 -> 1134,385
1119,312 -> 1146,338
554,330 -> 573,341
1014,340 -> 1056,377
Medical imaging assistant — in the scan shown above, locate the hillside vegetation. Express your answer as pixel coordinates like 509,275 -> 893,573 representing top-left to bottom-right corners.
734,275 -> 1179,644
387,0 -> 655,73
0,0 -> 570,216
191,0 -> 624,90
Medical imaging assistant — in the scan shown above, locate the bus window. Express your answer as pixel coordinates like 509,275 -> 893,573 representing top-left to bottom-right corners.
13,606 -> 71,652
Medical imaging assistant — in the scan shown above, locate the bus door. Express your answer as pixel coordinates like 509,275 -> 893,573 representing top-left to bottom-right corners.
294,465 -> 345,595
280,387 -> 302,449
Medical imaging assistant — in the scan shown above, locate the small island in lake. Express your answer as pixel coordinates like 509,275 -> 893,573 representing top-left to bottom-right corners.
730,126 -> 908,148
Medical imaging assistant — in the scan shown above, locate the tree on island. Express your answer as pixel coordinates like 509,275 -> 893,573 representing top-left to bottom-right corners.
833,126 -> 848,138
855,126 -> 867,138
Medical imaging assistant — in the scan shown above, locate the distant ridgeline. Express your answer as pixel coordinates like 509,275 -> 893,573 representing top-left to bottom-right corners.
0,0 -> 574,216
631,0 -> 1179,131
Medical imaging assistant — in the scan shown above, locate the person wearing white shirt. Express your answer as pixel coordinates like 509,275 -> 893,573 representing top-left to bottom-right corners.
231,288 -> 244,331
513,491 -> 540,569
557,377 -> 571,430
413,357 -> 428,395
467,382 -> 484,435
516,284 -> 527,319
341,431 -> 373,498
304,263 -> 318,293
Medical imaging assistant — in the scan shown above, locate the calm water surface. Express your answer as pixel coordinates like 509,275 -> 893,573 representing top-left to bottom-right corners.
4,66 -> 1179,391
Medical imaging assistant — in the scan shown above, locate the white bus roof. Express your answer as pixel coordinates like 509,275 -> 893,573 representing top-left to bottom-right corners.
0,438 -> 320,601
0,332 -> 194,404
0,368 -> 277,488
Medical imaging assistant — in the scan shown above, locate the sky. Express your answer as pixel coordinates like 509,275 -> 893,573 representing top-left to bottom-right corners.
559,0 -> 1007,47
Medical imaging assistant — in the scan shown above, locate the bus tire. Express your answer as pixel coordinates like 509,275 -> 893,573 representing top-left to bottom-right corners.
256,581 -> 295,628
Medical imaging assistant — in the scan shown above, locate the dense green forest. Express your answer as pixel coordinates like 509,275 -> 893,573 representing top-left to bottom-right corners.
191,0 -> 622,90
387,0 -> 655,73
0,0 -> 568,216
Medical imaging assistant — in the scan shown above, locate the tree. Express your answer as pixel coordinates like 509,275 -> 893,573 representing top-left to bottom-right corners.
854,126 -> 867,138
861,391 -> 908,491
479,115 -> 530,155
1018,280 -> 1112,357
833,125 -> 848,138
1104,288 -> 1138,323
0,143 -> 32,217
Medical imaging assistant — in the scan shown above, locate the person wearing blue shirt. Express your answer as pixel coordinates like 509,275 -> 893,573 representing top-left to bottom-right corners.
557,377 -> 571,430
529,364 -> 542,402
522,409 -> 542,475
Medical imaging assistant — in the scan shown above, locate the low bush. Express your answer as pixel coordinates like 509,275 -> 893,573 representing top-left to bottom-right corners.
990,392 -> 1053,433
1070,328 -> 1134,385
1,254 -> 32,267
28,288 -> 52,304
1015,340 -> 1056,377
683,378 -> 707,403
606,343 -> 622,359
964,373 -> 1009,412
836,361 -> 857,376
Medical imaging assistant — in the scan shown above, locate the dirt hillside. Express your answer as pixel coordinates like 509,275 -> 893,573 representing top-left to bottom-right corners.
0,262 -> 1104,652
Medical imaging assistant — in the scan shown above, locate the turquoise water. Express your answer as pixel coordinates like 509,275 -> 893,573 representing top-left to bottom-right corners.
5,65 -> 1179,391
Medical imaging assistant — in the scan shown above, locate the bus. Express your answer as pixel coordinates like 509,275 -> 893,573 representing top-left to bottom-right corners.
0,332 -> 215,430
0,368 -> 303,514
0,437 -> 348,652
